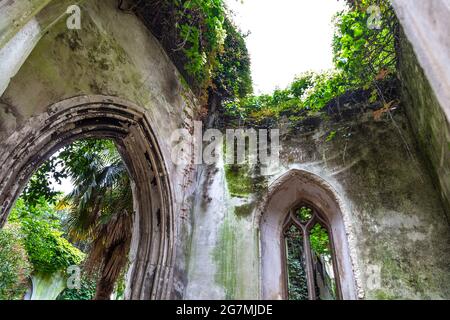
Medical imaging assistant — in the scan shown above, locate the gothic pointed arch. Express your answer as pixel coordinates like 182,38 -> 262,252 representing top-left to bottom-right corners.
256,169 -> 361,300
0,95 -> 175,299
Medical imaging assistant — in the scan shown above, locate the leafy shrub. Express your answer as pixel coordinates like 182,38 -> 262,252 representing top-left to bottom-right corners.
21,157 -> 67,206
333,0 -> 397,87
9,198 -> 84,275
57,276 -> 96,300
213,18 -> 253,100
132,0 -> 252,103
223,71 -> 348,123
0,223 -> 32,300
21,219 -> 84,275
223,0 -> 398,124
310,224 -> 331,256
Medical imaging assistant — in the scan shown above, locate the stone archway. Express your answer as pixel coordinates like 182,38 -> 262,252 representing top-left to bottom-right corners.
256,169 -> 361,300
0,95 -> 174,300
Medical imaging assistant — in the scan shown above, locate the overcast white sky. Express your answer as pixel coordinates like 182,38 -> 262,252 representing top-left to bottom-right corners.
225,0 -> 347,94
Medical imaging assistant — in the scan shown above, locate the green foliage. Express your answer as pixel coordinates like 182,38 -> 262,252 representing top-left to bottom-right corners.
333,0 -> 397,87
285,226 -> 308,300
223,0 -> 398,124
224,70 -> 347,123
296,206 -> 313,223
302,71 -> 348,110
21,139 -> 114,208
172,0 -> 253,99
175,0 -> 252,98
60,139 -> 133,299
58,139 -> 116,180
0,223 -> 32,300
61,139 -> 132,240
10,198 -> 60,228
22,157 -> 67,206
285,223 -> 332,300
213,18 -> 253,99
310,224 -> 331,256
133,0 -> 252,103
57,276 -> 96,300
8,138 -> 132,298
21,220 -> 84,275
113,271 -> 127,300
326,131 -> 337,142
9,198 -> 84,275
175,0 -> 227,85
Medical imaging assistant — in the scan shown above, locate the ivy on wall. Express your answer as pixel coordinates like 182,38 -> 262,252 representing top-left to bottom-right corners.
222,0 -> 398,125
333,0 -> 398,90
130,0 -> 252,106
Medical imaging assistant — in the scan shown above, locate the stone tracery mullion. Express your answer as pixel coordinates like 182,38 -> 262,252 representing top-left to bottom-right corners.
302,223 -> 316,300
287,206 -> 334,300
287,206 -> 317,300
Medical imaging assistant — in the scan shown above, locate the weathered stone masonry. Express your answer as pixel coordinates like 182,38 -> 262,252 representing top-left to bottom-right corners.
0,0 -> 201,299
0,0 -> 449,300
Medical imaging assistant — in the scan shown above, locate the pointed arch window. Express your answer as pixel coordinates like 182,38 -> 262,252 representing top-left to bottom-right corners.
282,203 -> 341,300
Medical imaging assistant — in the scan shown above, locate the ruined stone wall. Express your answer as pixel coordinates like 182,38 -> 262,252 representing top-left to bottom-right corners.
397,30 -> 450,221
392,0 -> 450,124
0,0 -> 200,299
1,0 -> 449,301
186,100 -> 450,299
185,3 -> 450,300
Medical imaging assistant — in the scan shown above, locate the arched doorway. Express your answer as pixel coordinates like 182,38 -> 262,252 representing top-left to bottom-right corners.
256,169 -> 360,300
0,95 -> 174,299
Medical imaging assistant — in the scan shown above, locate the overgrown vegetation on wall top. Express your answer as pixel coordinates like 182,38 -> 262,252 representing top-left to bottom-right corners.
129,0 -> 253,107
222,0 -> 399,126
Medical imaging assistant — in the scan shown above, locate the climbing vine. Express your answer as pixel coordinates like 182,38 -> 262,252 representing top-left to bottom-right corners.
333,0 -> 398,95
212,17 -> 253,100
130,0 -> 252,104
223,0 -> 398,125
0,223 -> 32,300
285,226 -> 309,300
172,0 -> 227,85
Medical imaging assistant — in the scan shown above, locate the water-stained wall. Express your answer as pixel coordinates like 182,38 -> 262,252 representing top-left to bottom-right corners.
397,29 -> 450,221
1,0 -> 449,301
187,95 -> 450,299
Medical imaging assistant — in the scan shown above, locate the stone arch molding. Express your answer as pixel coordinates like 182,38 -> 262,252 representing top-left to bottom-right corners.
0,95 -> 174,300
256,169 -> 362,300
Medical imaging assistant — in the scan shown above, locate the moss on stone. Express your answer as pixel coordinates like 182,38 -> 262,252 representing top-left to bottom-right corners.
373,290 -> 398,300
223,160 -> 269,199
12,7 -> 153,115
252,170 -> 268,196
398,28 -> 450,218
224,164 -> 253,198
212,216 -> 237,299
234,203 -> 254,218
